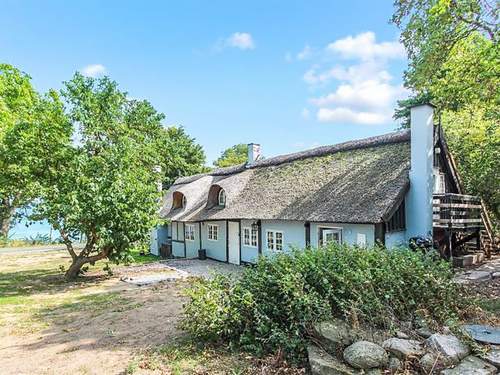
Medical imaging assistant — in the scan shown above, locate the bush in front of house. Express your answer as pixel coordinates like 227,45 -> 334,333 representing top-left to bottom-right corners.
180,244 -> 471,362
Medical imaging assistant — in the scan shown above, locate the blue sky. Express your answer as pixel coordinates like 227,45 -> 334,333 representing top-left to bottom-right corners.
1,0 -> 409,167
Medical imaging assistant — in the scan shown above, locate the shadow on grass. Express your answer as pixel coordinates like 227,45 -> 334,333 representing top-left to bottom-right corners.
0,268 -> 110,299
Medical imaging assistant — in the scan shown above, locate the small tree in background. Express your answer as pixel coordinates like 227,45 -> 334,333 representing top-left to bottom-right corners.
0,64 -> 72,237
162,126 -> 207,188
213,143 -> 248,168
36,73 -> 171,280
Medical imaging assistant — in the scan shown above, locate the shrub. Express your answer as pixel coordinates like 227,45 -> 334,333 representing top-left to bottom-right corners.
180,244 -> 470,362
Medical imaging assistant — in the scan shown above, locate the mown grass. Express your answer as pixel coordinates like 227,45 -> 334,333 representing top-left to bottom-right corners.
127,339 -> 262,375
0,249 -> 152,335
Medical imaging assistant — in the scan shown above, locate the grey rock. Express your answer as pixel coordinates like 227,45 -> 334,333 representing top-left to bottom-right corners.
416,327 -> 433,338
382,338 -> 425,359
365,370 -> 382,375
492,271 -> 500,279
388,356 -> 402,371
315,320 -> 356,349
343,341 -> 388,369
426,334 -> 470,364
441,355 -> 497,375
482,348 -> 500,368
465,271 -> 492,282
463,324 -> 500,345
307,345 -> 360,375
396,330 -> 410,339
419,352 -> 449,372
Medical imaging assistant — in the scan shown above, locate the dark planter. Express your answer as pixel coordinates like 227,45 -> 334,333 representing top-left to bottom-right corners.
198,249 -> 207,260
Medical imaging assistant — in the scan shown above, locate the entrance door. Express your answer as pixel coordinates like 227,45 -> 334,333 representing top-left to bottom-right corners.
318,228 -> 342,247
228,221 -> 240,265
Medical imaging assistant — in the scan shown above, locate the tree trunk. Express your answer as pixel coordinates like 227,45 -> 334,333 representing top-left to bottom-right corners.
0,204 -> 15,238
64,256 -> 88,281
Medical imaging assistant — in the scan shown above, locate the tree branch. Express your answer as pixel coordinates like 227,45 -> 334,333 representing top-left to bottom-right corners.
59,228 -> 77,261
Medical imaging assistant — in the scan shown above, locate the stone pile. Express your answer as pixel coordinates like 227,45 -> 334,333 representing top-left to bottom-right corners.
308,318 -> 500,374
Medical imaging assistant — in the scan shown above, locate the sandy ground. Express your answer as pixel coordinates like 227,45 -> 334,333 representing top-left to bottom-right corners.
0,251 -> 193,375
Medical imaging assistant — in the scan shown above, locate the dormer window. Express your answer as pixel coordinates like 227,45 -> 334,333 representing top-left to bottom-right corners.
172,192 -> 187,209
218,189 -> 226,206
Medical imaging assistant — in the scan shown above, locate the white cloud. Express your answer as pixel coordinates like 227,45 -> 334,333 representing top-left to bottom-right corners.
81,64 -> 106,77
326,31 -> 405,61
317,107 -> 389,125
226,32 -> 255,50
297,45 -> 312,60
300,32 -> 408,125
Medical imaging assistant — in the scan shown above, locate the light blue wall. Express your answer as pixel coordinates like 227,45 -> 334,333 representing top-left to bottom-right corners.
385,230 -> 406,248
201,220 -> 227,262
185,222 -> 200,258
310,222 -> 375,248
172,240 -> 184,257
149,225 -> 169,255
241,219 -> 259,263
260,220 -> 306,256
172,221 -> 185,257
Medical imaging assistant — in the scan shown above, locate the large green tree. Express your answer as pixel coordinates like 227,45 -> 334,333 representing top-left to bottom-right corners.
392,0 -> 499,222
161,126 -> 206,188
213,143 -> 248,168
0,64 -> 71,237
36,73 -> 170,280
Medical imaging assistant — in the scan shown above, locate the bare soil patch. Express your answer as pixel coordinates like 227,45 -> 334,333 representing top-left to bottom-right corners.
0,250 -> 187,375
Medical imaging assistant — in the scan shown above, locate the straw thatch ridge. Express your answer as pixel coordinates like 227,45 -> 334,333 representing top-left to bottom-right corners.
162,130 -> 411,224
173,130 -> 410,185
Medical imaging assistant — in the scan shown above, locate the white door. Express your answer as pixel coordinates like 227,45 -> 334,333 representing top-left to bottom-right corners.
228,221 -> 240,265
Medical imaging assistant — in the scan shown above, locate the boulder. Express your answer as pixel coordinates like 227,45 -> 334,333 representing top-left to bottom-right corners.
343,341 -> 388,369
307,345 -> 360,375
395,330 -> 410,339
482,348 -> 500,368
426,334 -> 470,364
382,338 -> 425,359
416,327 -> 433,338
441,355 -> 497,375
314,320 -> 356,350
419,352 -> 449,372
463,324 -> 500,345
388,356 -> 402,372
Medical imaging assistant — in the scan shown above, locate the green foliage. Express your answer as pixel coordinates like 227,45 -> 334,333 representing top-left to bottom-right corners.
213,144 -> 248,168
35,72 -> 168,279
392,1 -> 499,224
161,126 -> 207,188
181,244 -> 469,362
0,64 -> 72,236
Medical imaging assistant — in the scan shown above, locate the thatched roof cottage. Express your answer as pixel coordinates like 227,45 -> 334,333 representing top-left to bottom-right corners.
151,104 -> 495,264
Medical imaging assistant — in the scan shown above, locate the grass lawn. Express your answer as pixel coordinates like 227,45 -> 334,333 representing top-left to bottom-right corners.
0,247 -> 301,375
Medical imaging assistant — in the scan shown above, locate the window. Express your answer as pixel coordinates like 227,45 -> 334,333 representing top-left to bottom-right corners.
185,224 -> 195,241
207,224 -> 218,241
218,189 -> 226,206
266,230 -> 283,251
356,233 -> 366,247
386,200 -> 406,232
318,227 -> 342,247
243,227 -> 258,247
172,192 -> 187,209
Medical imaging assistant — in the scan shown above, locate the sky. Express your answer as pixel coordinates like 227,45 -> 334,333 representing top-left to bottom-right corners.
1,1 -> 410,238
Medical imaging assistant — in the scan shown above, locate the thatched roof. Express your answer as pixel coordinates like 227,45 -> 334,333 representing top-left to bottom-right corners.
161,130 -> 411,224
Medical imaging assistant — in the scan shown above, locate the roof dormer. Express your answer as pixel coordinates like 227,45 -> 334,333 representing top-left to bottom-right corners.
172,191 -> 187,210
207,185 -> 226,208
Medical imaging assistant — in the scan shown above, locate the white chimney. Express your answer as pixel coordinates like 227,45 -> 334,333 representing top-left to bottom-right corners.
247,143 -> 261,163
406,104 -> 435,240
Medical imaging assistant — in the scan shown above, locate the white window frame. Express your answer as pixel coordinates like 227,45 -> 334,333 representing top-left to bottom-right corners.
317,226 -> 343,247
207,224 -> 219,241
185,223 -> 195,241
218,189 -> 226,206
243,227 -> 258,248
266,230 -> 283,251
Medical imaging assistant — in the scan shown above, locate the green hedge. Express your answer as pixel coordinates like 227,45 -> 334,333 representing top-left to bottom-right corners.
181,244 -> 470,361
